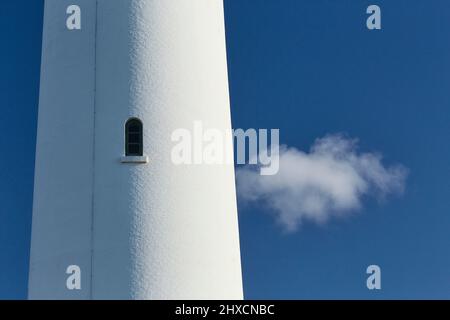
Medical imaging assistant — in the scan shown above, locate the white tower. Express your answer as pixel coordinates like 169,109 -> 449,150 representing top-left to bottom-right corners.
29,0 -> 243,299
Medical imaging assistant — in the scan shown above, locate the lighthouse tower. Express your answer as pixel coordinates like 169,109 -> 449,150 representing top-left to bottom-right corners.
29,0 -> 243,299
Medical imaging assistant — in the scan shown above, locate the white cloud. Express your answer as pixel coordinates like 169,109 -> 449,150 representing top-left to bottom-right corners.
236,134 -> 408,232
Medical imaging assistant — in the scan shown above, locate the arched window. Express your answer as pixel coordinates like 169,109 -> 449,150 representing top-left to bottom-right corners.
125,118 -> 143,156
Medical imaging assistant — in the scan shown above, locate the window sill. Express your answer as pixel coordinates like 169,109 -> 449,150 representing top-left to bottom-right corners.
120,156 -> 149,164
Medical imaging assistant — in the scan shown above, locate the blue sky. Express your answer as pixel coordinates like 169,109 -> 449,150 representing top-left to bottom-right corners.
1,0 -> 450,299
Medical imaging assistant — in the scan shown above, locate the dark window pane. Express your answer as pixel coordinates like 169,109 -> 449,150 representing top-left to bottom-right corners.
128,133 -> 140,143
128,125 -> 140,132
125,118 -> 143,156
128,143 -> 140,155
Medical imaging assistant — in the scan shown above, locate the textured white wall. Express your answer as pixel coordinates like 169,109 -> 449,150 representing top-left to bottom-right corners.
28,0 -> 96,299
92,0 -> 243,299
30,0 -> 243,300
